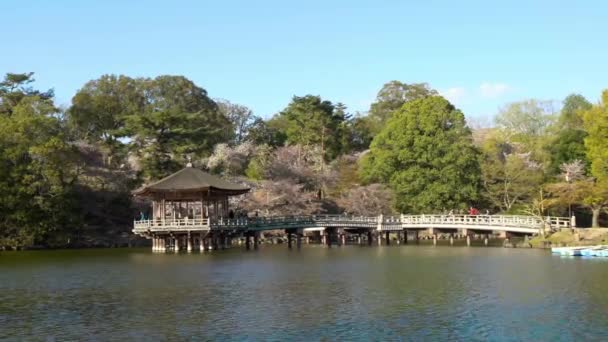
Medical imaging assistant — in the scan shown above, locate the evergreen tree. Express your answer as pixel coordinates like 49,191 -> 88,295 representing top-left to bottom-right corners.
360,96 -> 481,213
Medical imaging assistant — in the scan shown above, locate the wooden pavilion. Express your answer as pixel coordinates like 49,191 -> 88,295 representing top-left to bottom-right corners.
132,163 -> 249,252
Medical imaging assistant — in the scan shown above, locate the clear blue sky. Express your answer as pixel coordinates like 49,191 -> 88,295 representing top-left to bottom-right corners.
2,0 -> 607,123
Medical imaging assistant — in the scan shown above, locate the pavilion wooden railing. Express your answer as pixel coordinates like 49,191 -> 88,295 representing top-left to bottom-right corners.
133,218 -> 210,232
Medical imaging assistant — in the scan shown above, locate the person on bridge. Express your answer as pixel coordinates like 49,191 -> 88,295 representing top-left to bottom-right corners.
469,207 -> 480,215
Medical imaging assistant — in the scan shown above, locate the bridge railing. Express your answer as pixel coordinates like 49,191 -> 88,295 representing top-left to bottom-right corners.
134,214 -> 570,233
400,215 -> 544,228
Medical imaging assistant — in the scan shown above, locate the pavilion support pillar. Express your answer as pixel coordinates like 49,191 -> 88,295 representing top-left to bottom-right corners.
484,234 -> 489,246
297,233 -> 302,249
161,237 -> 167,252
415,230 -> 420,244
254,232 -> 260,250
433,233 -> 437,246
152,237 -> 156,252
321,233 -> 326,245
404,230 -> 409,244
199,233 -> 205,252
327,230 -> 333,248
187,232 -> 193,252
377,231 -> 382,246
174,236 -> 180,252
385,231 -> 390,245
396,231 -> 401,245
287,231 -> 293,249
367,230 -> 373,246
449,233 -> 454,246
341,234 -> 346,246
245,233 -> 251,250
503,232 -> 511,246
466,235 -> 471,247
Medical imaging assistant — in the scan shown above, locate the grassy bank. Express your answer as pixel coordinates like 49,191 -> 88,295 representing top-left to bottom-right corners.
530,228 -> 608,248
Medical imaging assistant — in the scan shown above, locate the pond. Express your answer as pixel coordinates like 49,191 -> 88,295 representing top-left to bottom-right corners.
1,245 -> 607,340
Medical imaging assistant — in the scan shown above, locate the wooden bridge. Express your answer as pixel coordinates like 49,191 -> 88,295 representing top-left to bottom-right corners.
134,214 -> 570,234
133,214 -> 571,252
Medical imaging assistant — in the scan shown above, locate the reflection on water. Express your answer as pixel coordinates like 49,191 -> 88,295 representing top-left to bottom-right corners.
1,246 -> 608,340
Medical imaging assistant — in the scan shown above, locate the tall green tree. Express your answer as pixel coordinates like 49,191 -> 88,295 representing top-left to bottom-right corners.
582,90 -> 608,181
547,94 -> 592,175
125,75 -> 231,179
0,73 -> 81,247
68,74 -> 144,166
367,81 -> 437,134
273,95 -> 347,161
360,96 -> 481,213
0,72 -> 54,116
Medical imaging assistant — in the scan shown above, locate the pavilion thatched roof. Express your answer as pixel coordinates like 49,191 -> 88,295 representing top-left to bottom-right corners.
133,165 -> 250,198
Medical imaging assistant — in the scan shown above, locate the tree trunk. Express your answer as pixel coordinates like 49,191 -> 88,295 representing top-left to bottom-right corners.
592,208 -> 600,228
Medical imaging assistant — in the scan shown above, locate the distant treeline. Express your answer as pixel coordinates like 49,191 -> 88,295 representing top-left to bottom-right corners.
1,73 -> 607,248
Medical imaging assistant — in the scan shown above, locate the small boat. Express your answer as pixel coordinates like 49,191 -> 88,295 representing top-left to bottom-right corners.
552,245 -> 608,257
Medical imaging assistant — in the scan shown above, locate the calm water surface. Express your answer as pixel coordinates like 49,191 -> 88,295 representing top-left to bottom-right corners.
1,245 -> 608,341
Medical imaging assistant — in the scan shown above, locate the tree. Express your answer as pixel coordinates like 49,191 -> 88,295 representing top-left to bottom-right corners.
275,95 -> 347,161
545,160 -> 586,218
582,90 -> 608,182
216,99 -> 256,144
367,81 -> 437,134
68,74 -> 144,166
337,184 -> 395,216
559,94 -> 592,130
360,96 -> 481,213
125,75 -> 231,179
0,73 -> 54,116
205,142 -> 256,176
0,76 -> 82,247
481,149 -> 544,213
547,94 -> 592,175
576,90 -> 608,227
495,99 -> 555,166
247,117 -> 287,147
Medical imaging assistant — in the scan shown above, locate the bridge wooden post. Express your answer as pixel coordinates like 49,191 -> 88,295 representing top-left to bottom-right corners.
340,233 -> 346,246
367,230 -> 373,246
449,233 -> 454,246
254,232 -> 259,250
245,233 -> 251,250
414,230 -> 419,244
432,233 -> 437,246
377,214 -> 383,246
297,232 -> 302,249
287,230 -> 293,249
484,234 -> 489,246
396,231 -> 401,245
404,230 -> 408,244
385,231 -> 390,245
